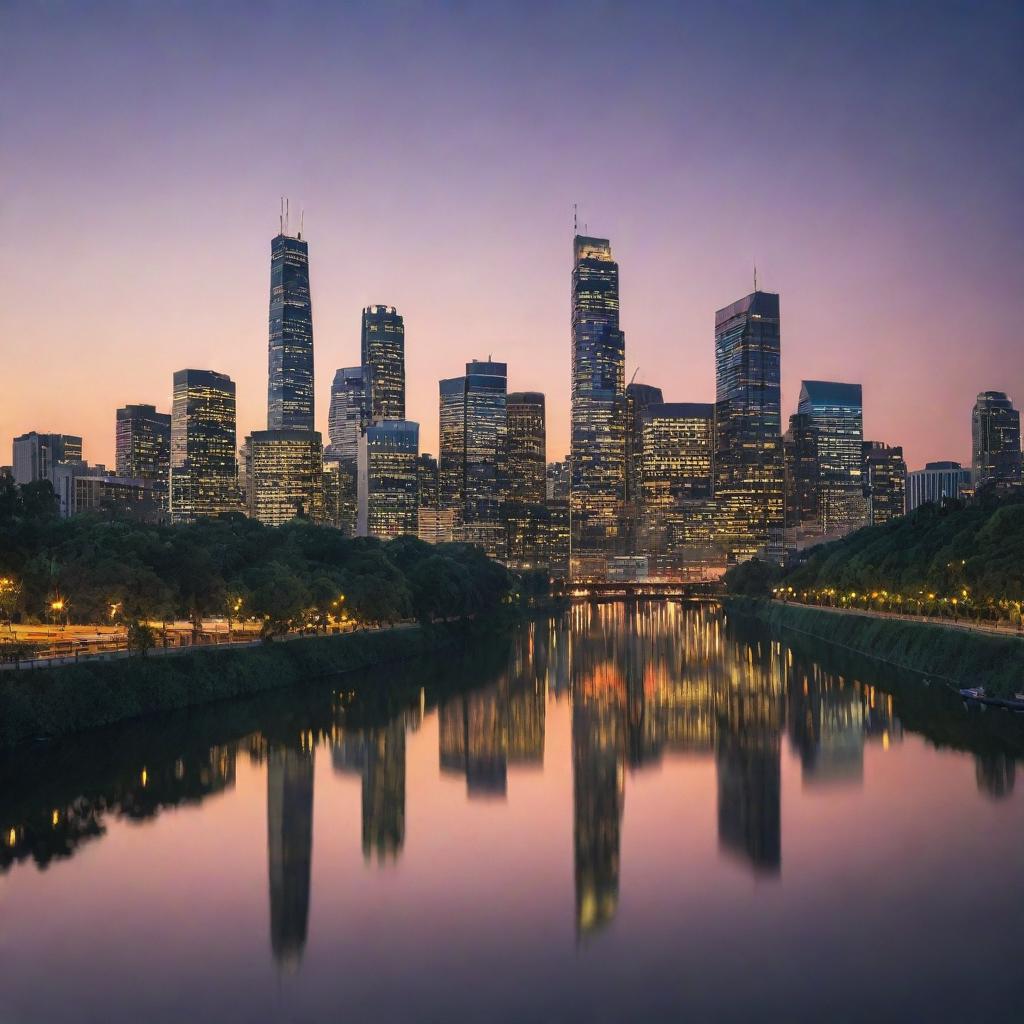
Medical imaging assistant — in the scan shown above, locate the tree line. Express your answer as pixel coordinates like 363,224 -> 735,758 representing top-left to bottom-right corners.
0,476 -> 514,631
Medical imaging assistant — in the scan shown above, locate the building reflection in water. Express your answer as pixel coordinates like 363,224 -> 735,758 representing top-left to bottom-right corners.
266,740 -> 315,972
975,752 -> 1016,799
333,718 -> 407,862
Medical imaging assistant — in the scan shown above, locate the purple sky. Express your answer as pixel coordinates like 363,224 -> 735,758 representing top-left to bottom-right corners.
2,0 -> 1021,468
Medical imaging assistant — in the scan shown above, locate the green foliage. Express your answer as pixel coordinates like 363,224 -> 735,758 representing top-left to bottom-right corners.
783,494 -> 1024,608
0,506 -> 512,628
126,620 -> 156,657
724,557 -> 784,597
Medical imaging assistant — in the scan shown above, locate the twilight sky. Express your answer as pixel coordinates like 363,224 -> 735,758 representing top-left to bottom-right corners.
2,0 -> 1021,469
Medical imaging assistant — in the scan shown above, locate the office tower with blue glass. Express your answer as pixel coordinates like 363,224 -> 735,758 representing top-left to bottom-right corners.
357,419 -> 420,539
361,305 -> 405,422
268,224 -> 314,432
714,291 -> 784,562
797,380 -> 866,536
116,404 -> 171,506
570,235 -> 627,578
971,391 -> 1021,488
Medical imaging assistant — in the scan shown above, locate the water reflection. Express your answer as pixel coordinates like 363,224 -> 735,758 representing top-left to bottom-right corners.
2,602 -> 1022,981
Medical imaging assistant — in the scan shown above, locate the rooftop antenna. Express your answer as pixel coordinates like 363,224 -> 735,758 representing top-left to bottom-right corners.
629,366 -> 641,387
754,263 -> 758,293
299,208 -> 304,240
286,197 -> 290,235
573,202 -> 578,235
279,197 -> 284,235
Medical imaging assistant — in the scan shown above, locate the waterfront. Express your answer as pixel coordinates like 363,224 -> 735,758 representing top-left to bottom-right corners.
2,603 -> 1022,1023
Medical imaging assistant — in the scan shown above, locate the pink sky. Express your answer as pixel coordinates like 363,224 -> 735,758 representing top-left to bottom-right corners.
2,2 -> 1021,470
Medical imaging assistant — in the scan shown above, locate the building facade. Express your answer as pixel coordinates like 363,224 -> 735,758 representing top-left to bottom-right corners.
326,366 -> 368,467
906,461 -> 971,511
437,361 -> 508,556
53,460 -> 162,522
783,412 -> 820,536
12,432 -> 83,485
625,382 -> 664,549
506,392 -> 546,506
361,305 -> 405,422
169,369 -> 237,522
714,291 -> 784,562
570,235 -> 627,577
862,441 -> 906,526
357,420 -> 419,540
115,404 -> 171,506
796,381 -> 867,536
247,429 -> 325,526
971,391 -> 1021,489
268,231 -> 315,431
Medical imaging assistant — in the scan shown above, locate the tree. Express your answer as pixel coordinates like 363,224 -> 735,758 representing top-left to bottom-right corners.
724,558 -> 783,597
127,620 -> 155,657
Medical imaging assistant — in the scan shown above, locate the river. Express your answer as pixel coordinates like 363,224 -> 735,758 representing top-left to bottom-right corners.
1,602 -> 1022,1023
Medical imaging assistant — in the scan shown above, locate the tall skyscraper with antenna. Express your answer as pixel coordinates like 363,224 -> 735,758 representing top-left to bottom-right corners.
570,234 -> 626,578
268,202 -> 315,431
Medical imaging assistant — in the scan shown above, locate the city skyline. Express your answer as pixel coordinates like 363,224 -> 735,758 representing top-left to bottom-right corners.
4,2 -> 1021,471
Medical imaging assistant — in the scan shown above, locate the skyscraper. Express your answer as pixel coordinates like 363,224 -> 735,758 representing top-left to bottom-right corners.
863,441 -> 906,526
267,228 -> 314,431
506,392 -> 546,505
714,291 -> 784,562
639,402 -> 715,559
437,361 -> 508,556
169,369 -> 237,523
783,413 -> 820,536
624,381 -> 664,548
972,391 -> 1022,488
115,404 -> 171,505
11,432 -> 82,485
357,419 -> 419,539
361,305 -> 405,422
247,430 -> 325,526
326,366 -> 368,466
797,380 -> 867,536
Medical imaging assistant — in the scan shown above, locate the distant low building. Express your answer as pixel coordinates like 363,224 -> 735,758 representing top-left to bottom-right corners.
52,460 -> 163,522
12,432 -> 83,486
906,461 -> 971,511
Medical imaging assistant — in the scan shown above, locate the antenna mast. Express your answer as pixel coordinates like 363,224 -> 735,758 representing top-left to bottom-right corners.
754,263 -> 758,292
279,197 -> 284,235
299,208 -> 304,239
573,202 -> 578,235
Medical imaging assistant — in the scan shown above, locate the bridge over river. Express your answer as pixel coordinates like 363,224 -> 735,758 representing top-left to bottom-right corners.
550,579 -> 724,600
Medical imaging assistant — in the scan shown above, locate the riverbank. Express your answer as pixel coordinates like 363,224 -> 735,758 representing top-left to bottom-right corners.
0,619 -> 498,749
726,597 -> 1024,697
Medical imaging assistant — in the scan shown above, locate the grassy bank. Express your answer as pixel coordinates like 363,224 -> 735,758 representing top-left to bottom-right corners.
726,597 -> 1024,697
0,620 -> 489,748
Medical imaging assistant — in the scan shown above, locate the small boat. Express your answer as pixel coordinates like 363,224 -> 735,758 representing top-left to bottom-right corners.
958,687 -> 1024,712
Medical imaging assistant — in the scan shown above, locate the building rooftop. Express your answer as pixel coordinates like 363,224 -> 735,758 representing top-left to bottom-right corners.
799,380 -> 863,408
715,290 -> 779,326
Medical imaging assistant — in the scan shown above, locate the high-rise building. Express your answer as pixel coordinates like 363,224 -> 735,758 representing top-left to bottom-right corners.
505,501 -> 552,571
416,453 -> 439,511
625,382 -> 664,546
169,369 -> 237,523
326,366 -> 368,466
546,460 -> 570,501
862,442 -> 906,526
906,461 -> 971,511
361,305 -> 405,422
783,413 -> 820,535
972,391 -> 1022,489
11,432 -> 83,485
437,361 -> 508,556
322,460 -> 357,535
639,403 -> 714,555
714,291 -> 784,563
797,381 -> 867,536
267,229 -> 314,431
570,235 -> 627,578
247,430 -> 325,526
506,392 -> 546,505
357,420 -> 419,540
115,404 -> 171,506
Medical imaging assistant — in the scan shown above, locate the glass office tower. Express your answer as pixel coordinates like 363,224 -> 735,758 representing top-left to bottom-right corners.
570,235 -> 627,578
797,380 -> 867,536
506,392 -> 546,506
437,361 -> 508,557
268,231 -> 314,431
862,441 -> 907,525
357,420 -> 419,539
247,429 -> 325,526
361,305 -> 405,422
972,391 -> 1021,488
169,369 -> 237,522
115,404 -> 171,505
714,291 -> 784,562
327,366 -> 368,466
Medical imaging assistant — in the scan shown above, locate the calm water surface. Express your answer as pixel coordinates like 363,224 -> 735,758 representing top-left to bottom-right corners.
2,603 -> 1023,1023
